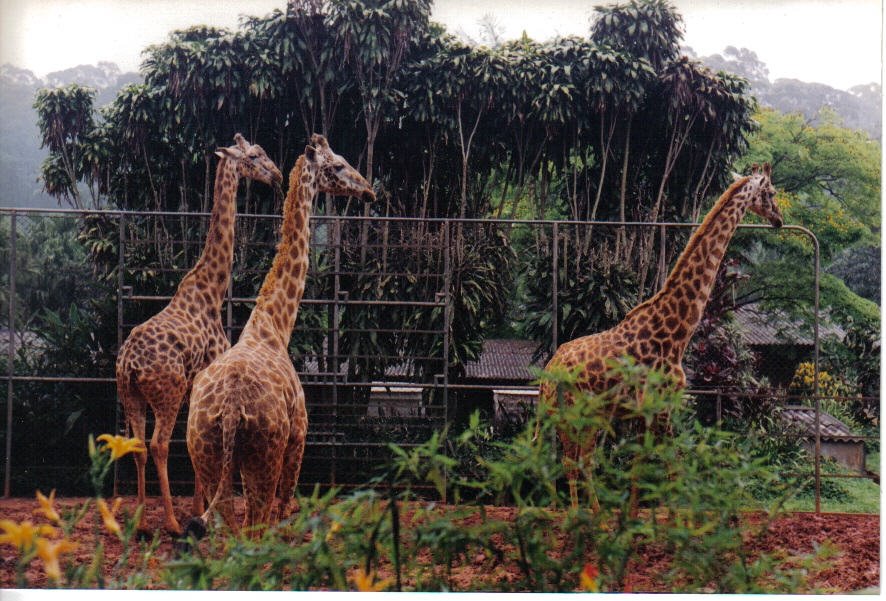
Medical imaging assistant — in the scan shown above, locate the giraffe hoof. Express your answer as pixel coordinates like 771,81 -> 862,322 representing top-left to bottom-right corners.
174,518 -> 206,556
184,517 -> 207,541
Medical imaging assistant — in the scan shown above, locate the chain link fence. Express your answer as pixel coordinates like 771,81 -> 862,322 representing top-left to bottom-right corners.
0,208 -> 878,511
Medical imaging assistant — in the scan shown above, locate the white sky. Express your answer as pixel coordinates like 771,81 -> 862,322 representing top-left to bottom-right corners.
0,0 -> 882,90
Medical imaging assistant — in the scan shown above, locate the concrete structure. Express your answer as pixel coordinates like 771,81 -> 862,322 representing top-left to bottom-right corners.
779,405 -> 867,473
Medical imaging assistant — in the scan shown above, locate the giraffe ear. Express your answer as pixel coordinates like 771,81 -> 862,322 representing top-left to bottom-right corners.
762,162 -> 772,177
731,171 -> 743,182
216,146 -> 244,160
305,145 -> 317,163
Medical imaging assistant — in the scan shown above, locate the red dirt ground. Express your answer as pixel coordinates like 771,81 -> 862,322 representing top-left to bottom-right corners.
0,495 -> 879,592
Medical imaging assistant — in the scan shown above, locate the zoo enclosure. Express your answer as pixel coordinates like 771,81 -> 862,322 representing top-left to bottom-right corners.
0,207 -> 875,511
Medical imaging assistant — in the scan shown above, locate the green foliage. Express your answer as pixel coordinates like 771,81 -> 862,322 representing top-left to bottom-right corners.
827,245 -> 880,305
521,237 -> 637,358
26,0 -> 764,386
33,85 -> 100,207
8,363 -> 831,592
160,360 -> 815,592
3,434 -> 155,588
740,107 -> 880,261
0,216 -> 119,494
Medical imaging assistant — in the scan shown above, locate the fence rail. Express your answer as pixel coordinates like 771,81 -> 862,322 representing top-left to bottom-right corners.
1,207 -> 876,512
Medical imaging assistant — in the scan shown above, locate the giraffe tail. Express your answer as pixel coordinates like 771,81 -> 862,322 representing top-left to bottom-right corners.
184,375 -> 246,543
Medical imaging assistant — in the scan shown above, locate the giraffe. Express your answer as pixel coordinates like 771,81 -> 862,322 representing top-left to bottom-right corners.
184,134 -> 375,539
115,134 -> 282,535
539,163 -> 783,507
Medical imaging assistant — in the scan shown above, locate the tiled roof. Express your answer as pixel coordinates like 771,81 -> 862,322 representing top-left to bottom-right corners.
732,305 -> 844,347
463,339 -> 544,381
778,405 -> 866,443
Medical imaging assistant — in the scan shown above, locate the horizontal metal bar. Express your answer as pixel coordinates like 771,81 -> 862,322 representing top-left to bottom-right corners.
124,294 -> 446,307
0,375 -> 116,383
0,207 -> 816,237
783,471 -> 878,480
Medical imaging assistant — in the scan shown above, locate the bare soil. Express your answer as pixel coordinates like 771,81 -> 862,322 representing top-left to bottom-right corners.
0,495 -> 879,592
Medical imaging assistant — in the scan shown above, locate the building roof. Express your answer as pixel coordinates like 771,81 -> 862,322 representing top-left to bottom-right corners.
778,405 -> 866,443
463,339 -> 544,381
732,304 -> 844,347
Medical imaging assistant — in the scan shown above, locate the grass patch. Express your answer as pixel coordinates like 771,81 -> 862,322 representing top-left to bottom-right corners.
781,452 -> 880,514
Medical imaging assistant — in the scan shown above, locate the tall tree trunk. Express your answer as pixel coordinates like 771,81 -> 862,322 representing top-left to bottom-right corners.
617,116 -> 633,261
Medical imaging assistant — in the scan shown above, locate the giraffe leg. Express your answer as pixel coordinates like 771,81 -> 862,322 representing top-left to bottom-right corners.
150,390 -> 187,536
191,478 -> 205,516
274,426 -> 306,522
240,428 -> 286,538
562,440 -> 582,509
582,441 -> 601,514
189,445 -> 238,537
124,399 -> 149,531
242,462 -> 283,539
564,437 -> 600,512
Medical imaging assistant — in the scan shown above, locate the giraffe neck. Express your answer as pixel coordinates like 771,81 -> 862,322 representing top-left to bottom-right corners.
246,155 -> 314,347
624,177 -> 752,355
175,156 -> 238,310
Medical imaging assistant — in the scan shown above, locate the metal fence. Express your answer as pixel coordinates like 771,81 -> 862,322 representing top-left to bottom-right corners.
0,207 -> 878,512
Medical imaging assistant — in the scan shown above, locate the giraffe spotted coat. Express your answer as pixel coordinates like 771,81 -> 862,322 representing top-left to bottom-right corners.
540,163 -> 783,506
186,134 -> 375,537
115,134 -> 282,534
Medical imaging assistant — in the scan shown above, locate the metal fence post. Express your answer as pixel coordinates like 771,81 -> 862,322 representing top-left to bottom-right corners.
4,212 -> 17,497
113,213 -> 126,496
442,220 -> 452,504
811,232 -> 821,514
225,278 -> 234,344
331,218 -> 342,487
551,222 -> 559,353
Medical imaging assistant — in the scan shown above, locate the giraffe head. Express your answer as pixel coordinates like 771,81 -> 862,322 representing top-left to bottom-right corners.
215,133 -> 283,187
741,162 -> 783,228
304,134 -> 376,201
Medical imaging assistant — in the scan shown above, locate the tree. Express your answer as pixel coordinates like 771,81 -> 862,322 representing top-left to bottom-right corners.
327,0 -> 432,185
739,107 -> 880,262
34,85 -> 101,208
33,0 -> 759,379
828,245 -> 880,305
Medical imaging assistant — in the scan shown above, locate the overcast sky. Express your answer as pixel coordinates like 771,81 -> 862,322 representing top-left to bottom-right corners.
0,0 -> 881,90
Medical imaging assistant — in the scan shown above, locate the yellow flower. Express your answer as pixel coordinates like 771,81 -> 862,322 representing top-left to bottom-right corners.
36,537 -> 76,581
96,434 -> 146,460
0,520 -> 57,552
97,497 -> 123,537
352,568 -> 394,592
325,520 -> 342,543
34,489 -> 61,525
579,563 -> 599,592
